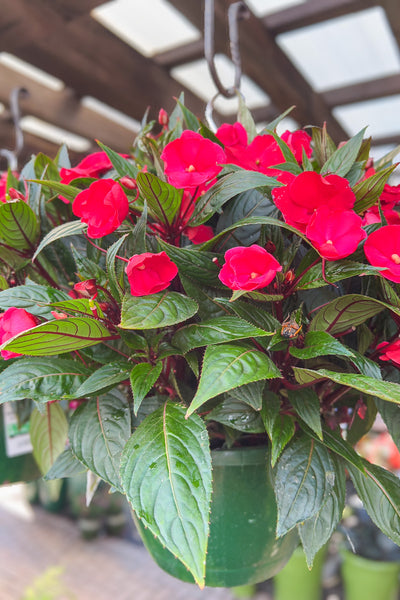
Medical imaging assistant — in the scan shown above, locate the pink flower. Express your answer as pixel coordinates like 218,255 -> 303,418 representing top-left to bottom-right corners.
161,131 -> 225,189
216,122 -> 247,163
230,134 -> 284,174
281,130 -> 312,164
72,179 -> 129,238
60,151 -> 114,185
184,225 -> 214,244
364,224 -> 400,283
0,307 -> 39,360
218,245 -> 282,291
362,206 -> 400,226
272,171 -> 356,232
306,207 -> 367,260
125,251 -> 178,296
377,339 -> 400,365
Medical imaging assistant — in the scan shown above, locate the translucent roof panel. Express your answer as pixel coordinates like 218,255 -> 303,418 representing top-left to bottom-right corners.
0,53 -> 64,91
333,95 -> 400,139
20,117 -> 91,153
92,0 -> 200,57
171,55 -> 270,116
277,7 -> 400,92
256,116 -> 299,136
246,0 -> 306,18
81,97 -> 140,132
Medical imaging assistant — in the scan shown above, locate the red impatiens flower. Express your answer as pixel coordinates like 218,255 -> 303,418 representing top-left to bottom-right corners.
73,178 -> 129,238
218,244 -> 282,291
161,130 -> 226,189
377,339 -> 400,365
60,151 -> 114,185
281,130 -> 313,164
362,205 -> 400,226
0,307 -> 39,360
306,207 -> 367,260
230,134 -> 284,174
364,224 -> 400,283
272,171 -> 356,232
125,251 -> 178,296
216,122 -> 247,163
184,225 -> 214,244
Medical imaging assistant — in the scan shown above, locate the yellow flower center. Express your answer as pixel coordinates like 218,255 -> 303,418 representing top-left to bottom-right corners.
391,253 -> 400,264
186,164 -> 196,172
250,272 -> 259,279
326,240 -> 333,245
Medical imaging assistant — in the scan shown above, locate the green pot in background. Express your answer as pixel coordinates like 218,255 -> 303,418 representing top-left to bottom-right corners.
273,544 -> 328,600
341,549 -> 400,600
0,404 -> 40,485
134,446 -> 298,588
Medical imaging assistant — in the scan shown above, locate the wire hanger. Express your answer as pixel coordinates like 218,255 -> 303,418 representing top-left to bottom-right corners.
0,87 -> 29,171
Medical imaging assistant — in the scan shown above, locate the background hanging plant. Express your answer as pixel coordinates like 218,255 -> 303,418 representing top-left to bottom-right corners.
1,95 -> 400,587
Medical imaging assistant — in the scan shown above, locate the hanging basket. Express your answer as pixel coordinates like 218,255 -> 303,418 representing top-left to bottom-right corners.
133,445 -> 298,587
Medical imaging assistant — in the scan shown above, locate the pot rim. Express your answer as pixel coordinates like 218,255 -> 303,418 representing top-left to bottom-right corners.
211,445 -> 268,466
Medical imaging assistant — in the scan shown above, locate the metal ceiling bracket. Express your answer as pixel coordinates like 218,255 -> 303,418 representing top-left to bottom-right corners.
0,87 -> 29,171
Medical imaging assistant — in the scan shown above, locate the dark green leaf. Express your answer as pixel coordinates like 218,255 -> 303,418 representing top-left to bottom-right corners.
130,362 -> 163,414
0,283 -> 69,318
187,343 -> 281,416
289,331 -> 354,361
44,447 -> 86,480
298,455 -> 345,567
172,316 -> 270,353
0,357 -> 91,403
120,403 -> 211,587
120,291 -> 198,330
30,179 -> 81,201
216,298 -> 280,333
261,392 -> 295,466
274,436 -> 335,536
309,294 -> 387,335
30,403 -> 68,475
227,380 -> 265,411
32,221 -> 87,261
0,317 -> 114,356
206,398 -> 265,433
303,424 -> 365,472
295,260 -> 382,290
354,163 -> 398,214
320,128 -> 366,177
106,233 -> 130,299
96,140 -> 138,179
137,172 -> 182,225
180,275 -> 228,320
347,395 -> 377,446
288,388 -> 322,440
0,200 -> 39,250
347,459 -> 400,546
260,106 -> 296,133
158,239 -> 221,285
74,362 -> 131,398
69,391 -> 131,491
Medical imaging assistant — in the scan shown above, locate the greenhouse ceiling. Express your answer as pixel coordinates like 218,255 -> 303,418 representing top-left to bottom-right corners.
0,0 -> 399,167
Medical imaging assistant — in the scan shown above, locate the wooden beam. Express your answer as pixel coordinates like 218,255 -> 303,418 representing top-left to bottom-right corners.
154,39 -> 204,68
382,0 -> 400,51
370,134 -> 400,147
322,74 -> 400,107
0,65 -> 139,153
0,0 -> 212,124
264,0 -> 376,35
167,0 -> 349,142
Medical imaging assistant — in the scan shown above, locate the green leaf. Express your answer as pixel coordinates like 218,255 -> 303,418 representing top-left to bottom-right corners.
347,395 -> 377,446
298,455 -> 345,568
30,179 -> 81,201
46,298 -> 105,318
172,316 -> 270,353
303,424 -> 365,472
320,128 -> 366,177
206,398 -> 265,433
0,357 -> 91,403
374,399 -> 400,454
260,106 -> 296,133
189,169 -> 282,227
274,436 -> 335,536
261,392 -> 295,466
176,99 -> 200,131
227,380 -> 265,411
309,294 -> 387,335
180,275 -> 228,320
349,349 -> 382,379
0,283 -> 69,318
130,362 -> 163,415
32,221 -> 87,261
293,367 -> 400,405
69,391 -> 131,492
353,163 -> 398,213
30,403 -> 68,475
136,172 -> 182,225
289,331 -> 354,360
216,298 -> 280,333
120,403 -> 211,588
106,233 -> 130,299
70,245 -> 107,286
0,317 -> 114,356
44,448 -> 86,480
288,388 -> 322,440
237,93 -> 258,142
187,343 -> 281,416
96,140 -> 138,179
74,362 -> 131,398
295,260 -> 383,290
120,291 -> 198,330
0,200 -> 39,249
347,459 -> 400,546
158,239 -> 221,285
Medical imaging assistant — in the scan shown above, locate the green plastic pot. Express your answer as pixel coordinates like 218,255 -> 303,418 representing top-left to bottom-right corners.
274,544 -> 327,600
0,404 -> 40,485
341,549 -> 400,600
134,446 -> 298,587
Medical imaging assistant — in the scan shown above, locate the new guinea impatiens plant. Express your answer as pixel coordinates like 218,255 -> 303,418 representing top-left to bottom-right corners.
1,96 -> 400,587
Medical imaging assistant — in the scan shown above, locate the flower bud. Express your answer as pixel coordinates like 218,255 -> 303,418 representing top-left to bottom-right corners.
158,108 -> 169,127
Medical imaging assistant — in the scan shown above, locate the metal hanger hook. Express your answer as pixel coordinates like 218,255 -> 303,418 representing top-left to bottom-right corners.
0,86 -> 29,171
204,0 -> 250,99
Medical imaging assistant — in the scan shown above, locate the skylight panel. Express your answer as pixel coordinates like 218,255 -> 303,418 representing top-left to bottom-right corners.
246,0 -> 306,17
333,95 -> 400,139
20,117 -> 91,153
92,0 -> 200,57
0,53 -> 64,91
171,55 -> 270,116
277,7 -> 400,92
81,97 -> 140,132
